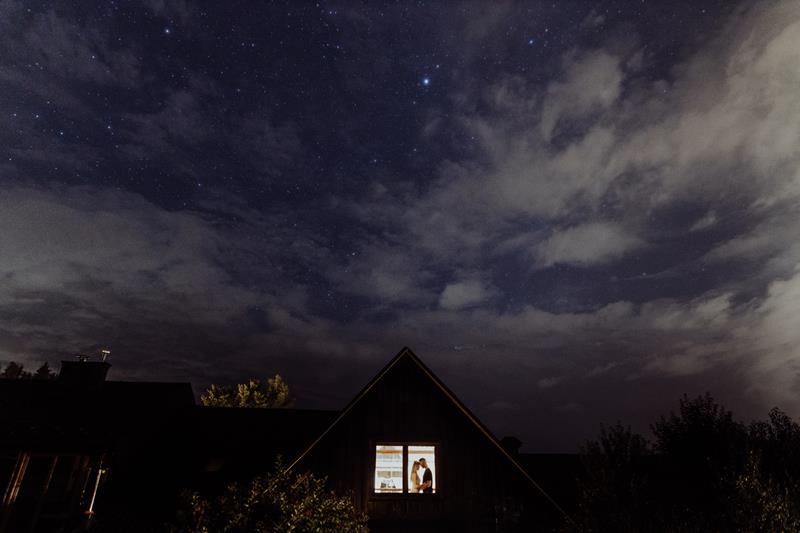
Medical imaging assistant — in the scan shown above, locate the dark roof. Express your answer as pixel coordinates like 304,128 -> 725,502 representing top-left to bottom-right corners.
0,378 -> 194,451
0,373 -> 334,478
182,406 -> 337,479
0,378 -> 195,409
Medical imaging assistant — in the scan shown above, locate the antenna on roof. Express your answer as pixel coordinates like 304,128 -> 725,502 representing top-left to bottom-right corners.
76,354 -> 89,363
100,349 -> 111,362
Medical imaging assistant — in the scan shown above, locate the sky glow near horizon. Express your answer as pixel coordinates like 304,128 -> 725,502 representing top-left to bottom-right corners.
1,0 -> 799,450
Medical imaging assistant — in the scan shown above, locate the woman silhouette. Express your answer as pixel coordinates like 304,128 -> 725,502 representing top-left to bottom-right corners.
410,460 -> 422,492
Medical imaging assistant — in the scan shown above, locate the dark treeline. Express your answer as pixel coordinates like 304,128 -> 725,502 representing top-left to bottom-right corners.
568,393 -> 800,532
0,360 -> 55,380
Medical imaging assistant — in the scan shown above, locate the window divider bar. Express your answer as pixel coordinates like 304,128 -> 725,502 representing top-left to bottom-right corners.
402,445 -> 408,494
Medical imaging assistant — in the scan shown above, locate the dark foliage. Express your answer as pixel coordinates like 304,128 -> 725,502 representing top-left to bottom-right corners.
650,393 -> 748,529
33,361 -> 56,379
167,460 -> 368,533
573,423 -> 652,532
0,361 -> 55,379
199,375 -> 293,408
568,393 -> 800,532
749,407 -> 800,486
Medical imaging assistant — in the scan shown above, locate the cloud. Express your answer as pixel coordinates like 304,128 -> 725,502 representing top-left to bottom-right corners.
439,280 -> 496,310
333,0 -> 800,434
690,211 -> 717,232
2,0 -> 800,451
0,2 -> 141,91
120,78 -> 302,179
423,0 -> 798,260
329,243 -> 436,306
540,50 -> 624,141
0,184 -> 332,381
535,222 -> 642,268
746,269 -> 800,404
0,2 -> 301,192
537,376 -> 563,389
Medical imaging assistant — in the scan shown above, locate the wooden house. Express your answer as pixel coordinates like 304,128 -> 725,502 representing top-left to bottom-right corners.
287,347 -> 569,532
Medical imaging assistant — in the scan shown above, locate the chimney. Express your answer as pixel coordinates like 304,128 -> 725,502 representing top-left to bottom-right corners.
58,354 -> 111,385
500,435 -> 523,456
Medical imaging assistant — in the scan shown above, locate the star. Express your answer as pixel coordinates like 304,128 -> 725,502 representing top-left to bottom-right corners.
421,77 -> 430,86
164,27 -> 172,35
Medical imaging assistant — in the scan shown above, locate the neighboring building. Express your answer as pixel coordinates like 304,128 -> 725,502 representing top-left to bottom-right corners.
0,360 -> 194,533
0,348 -> 573,532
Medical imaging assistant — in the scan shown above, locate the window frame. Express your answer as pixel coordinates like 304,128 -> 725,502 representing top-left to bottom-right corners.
370,441 -> 441,499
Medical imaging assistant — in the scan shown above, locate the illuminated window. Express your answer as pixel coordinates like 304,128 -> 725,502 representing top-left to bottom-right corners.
374,445 -> 403,493
374,444 -> 437,494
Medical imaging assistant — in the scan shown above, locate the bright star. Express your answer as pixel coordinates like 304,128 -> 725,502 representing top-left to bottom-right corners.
164,27 -> 172,35
422,77 -> 430,86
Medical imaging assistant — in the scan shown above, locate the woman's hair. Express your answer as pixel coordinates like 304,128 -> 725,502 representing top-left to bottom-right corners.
412,461 -> 420,470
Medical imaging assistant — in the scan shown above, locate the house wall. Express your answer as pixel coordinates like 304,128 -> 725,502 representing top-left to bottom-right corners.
296,356 -> 555,532
0,452 -> 99,533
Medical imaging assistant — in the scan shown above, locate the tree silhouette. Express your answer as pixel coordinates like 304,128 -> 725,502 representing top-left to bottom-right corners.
0,361 -> 56,380
1,361 -> 29,379
573,423 -> 652,532
33,361 -> 55,379
749,407 -> 800,486
651,393 -> 748,529
568,394 -> 800,532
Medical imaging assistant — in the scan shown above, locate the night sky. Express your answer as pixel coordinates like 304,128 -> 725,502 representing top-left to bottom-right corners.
2,0 -> 799,451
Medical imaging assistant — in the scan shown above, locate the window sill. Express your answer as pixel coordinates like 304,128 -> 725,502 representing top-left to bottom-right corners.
369,493 -> 443,501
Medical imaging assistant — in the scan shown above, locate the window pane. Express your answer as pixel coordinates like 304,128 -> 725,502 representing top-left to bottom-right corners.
407,445 -> 436,494
374,445 -> 403,493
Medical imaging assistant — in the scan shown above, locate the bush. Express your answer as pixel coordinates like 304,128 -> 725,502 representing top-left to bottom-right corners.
169,460 -> 368,533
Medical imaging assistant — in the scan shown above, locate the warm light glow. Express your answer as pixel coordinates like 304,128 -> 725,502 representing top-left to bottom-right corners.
374,445 -> 403,493
374,443 -> 437,494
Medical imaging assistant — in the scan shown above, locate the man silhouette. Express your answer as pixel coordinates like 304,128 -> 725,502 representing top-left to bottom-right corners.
419,457 -> 433,493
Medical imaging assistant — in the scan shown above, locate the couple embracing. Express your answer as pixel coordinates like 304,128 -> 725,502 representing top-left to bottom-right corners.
410,457 -> 433,493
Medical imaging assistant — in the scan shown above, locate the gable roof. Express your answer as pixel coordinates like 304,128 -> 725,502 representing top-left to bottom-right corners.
287,346 -> 572,522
